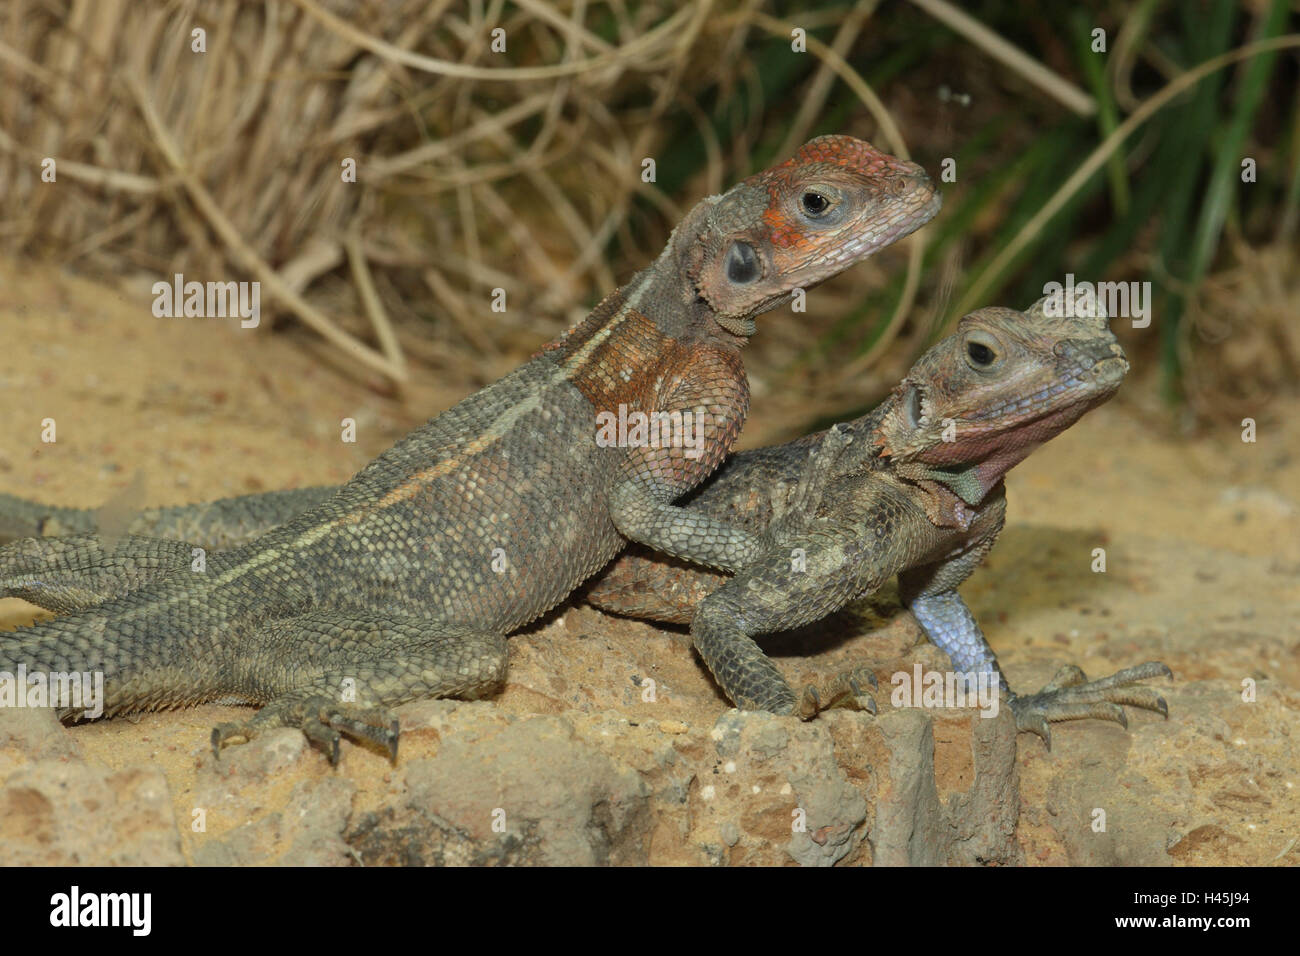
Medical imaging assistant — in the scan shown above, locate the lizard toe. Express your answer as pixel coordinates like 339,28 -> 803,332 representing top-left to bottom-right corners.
798,665 -> 879,718
1040,664 -> 1089,693
300,718 -> 343,766
211,694 -> 401,765
1009,661 -> 1173,747
327,711 -> 401,762
211,722 -> 252,758
795,686 -> 822,721
1011,707 -> 1053,750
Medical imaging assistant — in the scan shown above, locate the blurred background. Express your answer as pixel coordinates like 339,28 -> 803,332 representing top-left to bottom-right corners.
1,0 -> 1297,436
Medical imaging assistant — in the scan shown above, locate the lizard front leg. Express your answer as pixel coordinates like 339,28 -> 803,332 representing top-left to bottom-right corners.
609,422 -> 854,576
687,462 -> 918,716
688,511 -> 895,716
600,427 -> 883,713
604,363 -> 765,572
593,425 -> 852,623
904,587 -> 1171,748
898,503 -> 1171,749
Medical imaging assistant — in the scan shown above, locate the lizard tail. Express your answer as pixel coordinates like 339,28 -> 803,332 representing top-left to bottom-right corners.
0,589 -> 236,718
0,492 -> 96,544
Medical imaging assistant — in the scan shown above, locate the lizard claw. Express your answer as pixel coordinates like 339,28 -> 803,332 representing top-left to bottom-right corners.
796,664 -> 879,720
212,695 -> 401,766
766,425 -> 854,548
1009,661 -> 1171,750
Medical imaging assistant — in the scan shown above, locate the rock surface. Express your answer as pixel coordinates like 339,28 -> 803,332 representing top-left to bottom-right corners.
0,608 -> 1023,866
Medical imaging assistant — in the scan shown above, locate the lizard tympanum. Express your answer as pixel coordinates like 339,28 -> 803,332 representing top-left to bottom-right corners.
0,136 -> 940,761
585,295 -> 1170,747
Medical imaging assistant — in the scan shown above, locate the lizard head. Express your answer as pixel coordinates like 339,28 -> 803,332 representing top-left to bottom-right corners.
873,290 -> 1128,505
677,135 -> 940,338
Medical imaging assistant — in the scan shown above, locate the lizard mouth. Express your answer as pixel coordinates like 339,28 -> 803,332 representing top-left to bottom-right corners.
902,384 -> 923,430
968,352 -> 1127,424
829,185 -> 942,269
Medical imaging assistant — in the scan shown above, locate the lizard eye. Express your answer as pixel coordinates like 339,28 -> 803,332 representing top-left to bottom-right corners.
963,331 -> 1002,371
967,342 -> 995,365
801,191 -> 832,217
725,241 -> 761,284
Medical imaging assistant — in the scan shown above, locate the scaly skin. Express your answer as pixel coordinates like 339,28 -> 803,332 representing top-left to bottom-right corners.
0,487 -> 336,551
585,295 -> 1171,749
0,136 -> 940,762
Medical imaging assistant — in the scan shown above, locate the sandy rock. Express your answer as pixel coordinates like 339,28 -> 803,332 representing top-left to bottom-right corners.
192,776 -> 357,866
349,702 -> 652,865
0,757 -> 182,865
0,706 -> 80,762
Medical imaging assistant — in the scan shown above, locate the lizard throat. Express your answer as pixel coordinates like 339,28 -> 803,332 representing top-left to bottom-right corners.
716,315 -> 757,337
897,462 -> 988,506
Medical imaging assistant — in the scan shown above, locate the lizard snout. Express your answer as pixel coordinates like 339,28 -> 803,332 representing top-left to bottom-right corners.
1055,336 -> 1128,387
896,164 -> 940,208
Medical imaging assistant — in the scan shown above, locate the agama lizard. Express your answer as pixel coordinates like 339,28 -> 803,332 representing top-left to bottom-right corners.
0,135 -> 940,761
583,295 -> 1171,747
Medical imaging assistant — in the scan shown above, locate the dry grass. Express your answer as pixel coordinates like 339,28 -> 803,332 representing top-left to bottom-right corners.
1182,243 -> 1300,422
0,0 -> 932,419
3,1 -> 1291,431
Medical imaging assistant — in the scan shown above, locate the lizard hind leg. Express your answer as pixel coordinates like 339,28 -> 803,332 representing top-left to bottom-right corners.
213,611 -> 509,765
1009,661 -> 1172,749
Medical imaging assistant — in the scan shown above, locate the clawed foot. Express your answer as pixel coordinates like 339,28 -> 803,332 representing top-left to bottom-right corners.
212,695 -> 400,766
795,664 -> 878,720
765,425 -> 853,548
1010,662 -> 1172,750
